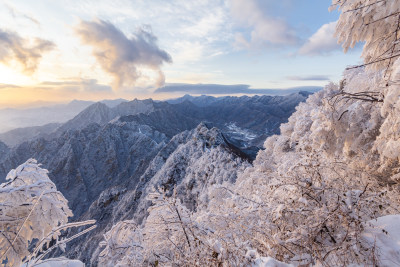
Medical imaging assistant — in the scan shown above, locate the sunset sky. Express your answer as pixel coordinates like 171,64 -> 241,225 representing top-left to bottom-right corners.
0,0 -> 363,108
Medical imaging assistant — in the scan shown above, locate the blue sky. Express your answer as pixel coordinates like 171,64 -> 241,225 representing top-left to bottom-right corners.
0,0 -> 362,107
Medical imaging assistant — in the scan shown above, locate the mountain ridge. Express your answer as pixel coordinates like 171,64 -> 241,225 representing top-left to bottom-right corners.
0,92 -> 313,265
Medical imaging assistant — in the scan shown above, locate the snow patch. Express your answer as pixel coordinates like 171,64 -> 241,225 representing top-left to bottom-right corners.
252,257 -> 294,267
21,257 -> 84,267
226,122 -> 257,141
363,215 -> 400,266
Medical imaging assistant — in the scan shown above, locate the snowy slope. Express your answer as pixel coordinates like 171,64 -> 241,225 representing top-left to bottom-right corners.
363,215 -> 400,266
0,120 -> 168,217
64,123 -> 250,265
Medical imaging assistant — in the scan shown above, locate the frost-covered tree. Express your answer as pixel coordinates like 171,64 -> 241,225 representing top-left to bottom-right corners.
0,159 -> 95,267
330,0 -> 400,107
328,0 -> 400,181
332,0 -> 400,78
98,219 -> 144,266
99,190 -> 266,266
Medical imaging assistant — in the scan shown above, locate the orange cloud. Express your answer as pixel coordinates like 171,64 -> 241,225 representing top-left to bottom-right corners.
75,19 -> 172,90
0,29 -> 55,74
0,79 -> 115,108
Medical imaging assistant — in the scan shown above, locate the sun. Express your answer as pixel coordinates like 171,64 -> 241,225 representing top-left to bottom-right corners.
0,65 -> 36,86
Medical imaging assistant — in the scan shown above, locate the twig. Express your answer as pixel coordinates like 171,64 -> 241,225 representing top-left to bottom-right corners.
344,0 -> 386,13
0,192 -> 44,262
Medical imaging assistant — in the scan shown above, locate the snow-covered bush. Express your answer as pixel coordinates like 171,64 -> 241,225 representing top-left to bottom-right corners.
0,159 -> 95,266
239,154 -> 397,265
0,159 -> 73,266
99,190 -> 240,266
98,220 -> 144,266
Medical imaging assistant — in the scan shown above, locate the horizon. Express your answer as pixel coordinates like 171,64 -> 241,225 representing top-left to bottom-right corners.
0,0 -> 362,108
0,89 -> 315,134
0,86 -> 321,109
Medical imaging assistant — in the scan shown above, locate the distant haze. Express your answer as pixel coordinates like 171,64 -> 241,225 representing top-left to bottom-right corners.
0,99 -> 127,133
156,83 -> 322,95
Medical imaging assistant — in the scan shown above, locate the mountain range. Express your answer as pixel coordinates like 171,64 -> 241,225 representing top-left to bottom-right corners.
0,92 -> 311,265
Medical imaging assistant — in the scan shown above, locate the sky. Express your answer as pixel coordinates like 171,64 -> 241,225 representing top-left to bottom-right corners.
0,0 -> 363,108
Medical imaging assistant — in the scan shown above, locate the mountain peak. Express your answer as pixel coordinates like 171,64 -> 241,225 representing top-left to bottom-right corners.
55,102 -> 114,134
113,98 -> 155,116
194,122 -> 224,147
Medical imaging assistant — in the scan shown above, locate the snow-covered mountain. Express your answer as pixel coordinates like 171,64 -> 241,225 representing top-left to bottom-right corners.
0,93 -> 310,156
0,93 -> 311,265
0,120 -> 167,216
0,93 -> 311,213
0,123 -> 61,147
167,94 -> 219,106
64,123 -> 251,265
0,141 -> 8,162
55,99 -> 154,135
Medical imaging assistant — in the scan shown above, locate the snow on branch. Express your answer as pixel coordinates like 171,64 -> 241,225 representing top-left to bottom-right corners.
331,0 -> 400,80
0,159 -> 96,267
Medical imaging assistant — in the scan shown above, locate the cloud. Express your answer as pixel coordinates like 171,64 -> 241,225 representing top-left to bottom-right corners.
5,3 -> 40,27
298,21 -> 340,56
0,79 -> 115,109
172,41 -> 204,62
181,8 -> 226,39
286,75 -> 330,81
74,19 -> 172,89
0,29 -> 55,74
0,83 -> 20,89
40,78 -> 112,92
230,0 -> 299,49
155,83 -> 322,95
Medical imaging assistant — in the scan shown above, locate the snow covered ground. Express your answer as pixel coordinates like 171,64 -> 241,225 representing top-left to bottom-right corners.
363,215 -> 400,266
226,122 -> 257,142
20,258 -> 84,267
252,257 -> 294,267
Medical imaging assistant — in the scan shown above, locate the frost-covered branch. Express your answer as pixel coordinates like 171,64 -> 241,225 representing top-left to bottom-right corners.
0,160 -> 96,267
332,0 -> 400,79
